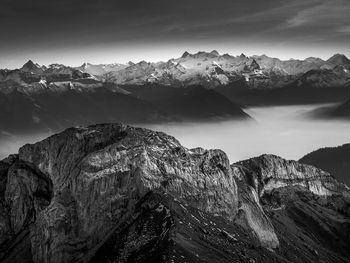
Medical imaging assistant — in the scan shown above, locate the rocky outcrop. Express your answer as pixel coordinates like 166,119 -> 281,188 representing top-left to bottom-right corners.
0,155 -> 53,263
18,124 -> 238,263
232,178 -> 279,249
0,125 -> 349,263
234,154 -> 349,197
232,154 -> 350,262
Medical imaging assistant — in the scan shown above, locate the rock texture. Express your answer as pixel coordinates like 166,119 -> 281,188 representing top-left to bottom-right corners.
18,124 -> 238,263
232,154 -> 350,262
0,125 -> 349,263
232,177 -> 279,249
0,155 -> 53,263
234,154 -> 349,197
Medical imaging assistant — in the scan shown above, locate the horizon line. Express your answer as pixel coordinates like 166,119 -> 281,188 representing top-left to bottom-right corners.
2,50 -> 349,70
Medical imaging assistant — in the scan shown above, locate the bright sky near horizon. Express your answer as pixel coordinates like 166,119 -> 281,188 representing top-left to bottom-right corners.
1,0 -> 349,68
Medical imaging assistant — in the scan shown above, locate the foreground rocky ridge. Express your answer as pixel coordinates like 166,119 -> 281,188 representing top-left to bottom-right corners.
0,124 -> 349,263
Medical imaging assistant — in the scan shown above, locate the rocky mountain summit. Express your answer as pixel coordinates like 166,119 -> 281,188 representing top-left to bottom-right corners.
0,124 -> 349,263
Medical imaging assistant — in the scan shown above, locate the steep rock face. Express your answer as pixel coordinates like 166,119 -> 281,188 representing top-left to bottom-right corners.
5,160 -> 53,235
0,155 -> 53,263
232,176 -> 279,249
18,124 -> 238,263
1,125 -> 350,263
234,154 -> 349,197
262,186 -> 350,262
232,154 -> 350,262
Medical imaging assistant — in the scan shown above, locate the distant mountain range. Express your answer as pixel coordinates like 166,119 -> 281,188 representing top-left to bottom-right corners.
2,51 -> 349,90
76,51 -> 350,88
1,51 -> 350,134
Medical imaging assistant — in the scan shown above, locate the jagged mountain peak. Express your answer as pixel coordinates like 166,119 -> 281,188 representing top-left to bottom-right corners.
327,53 -> 350,65
21,60 -> 41,71
181,51 -> 191,58
210,50 -> 220,56
48,63 -> 66,69
137,60 -> 149,65
81,62 -> 91,68
3,50 -> 350,90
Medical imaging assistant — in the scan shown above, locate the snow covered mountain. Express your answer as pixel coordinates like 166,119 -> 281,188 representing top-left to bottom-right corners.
73,51 -> 350,89
0,61 -> 95,94
0,58 -> 251,135
1,52 -> 349,92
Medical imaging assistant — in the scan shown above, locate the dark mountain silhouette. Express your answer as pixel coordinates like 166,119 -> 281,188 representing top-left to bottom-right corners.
300,143 -> 350,186
124,84 -> 250,120
332,99 -> 350,118
306,99 -> 350,120
0,86 -> 165,134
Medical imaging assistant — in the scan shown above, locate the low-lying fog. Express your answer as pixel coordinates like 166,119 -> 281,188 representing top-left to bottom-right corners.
1,104 -> 350,163
142,104 -> 350,162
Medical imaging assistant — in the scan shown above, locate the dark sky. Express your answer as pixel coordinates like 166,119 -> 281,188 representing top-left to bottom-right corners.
1,0 -> 349,68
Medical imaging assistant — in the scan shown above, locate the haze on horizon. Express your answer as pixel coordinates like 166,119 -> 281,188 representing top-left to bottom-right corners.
1,0 -> 350,69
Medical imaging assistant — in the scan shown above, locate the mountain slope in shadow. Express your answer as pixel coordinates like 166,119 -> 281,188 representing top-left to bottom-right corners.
300,143 -> 350,186
123,84 -> 251,120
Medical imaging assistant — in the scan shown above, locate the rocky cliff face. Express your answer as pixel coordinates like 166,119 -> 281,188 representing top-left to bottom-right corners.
0,124 -> 349,263
0,154 -> 53,263
232,154 -> 350,262
18,124 -> 238,263
233,154 -> 349,197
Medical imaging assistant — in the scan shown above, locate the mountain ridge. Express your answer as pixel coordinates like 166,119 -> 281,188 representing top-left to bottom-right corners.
1,50 -> 350,135
3,51 -> 349,89
0,123 -> 349,263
